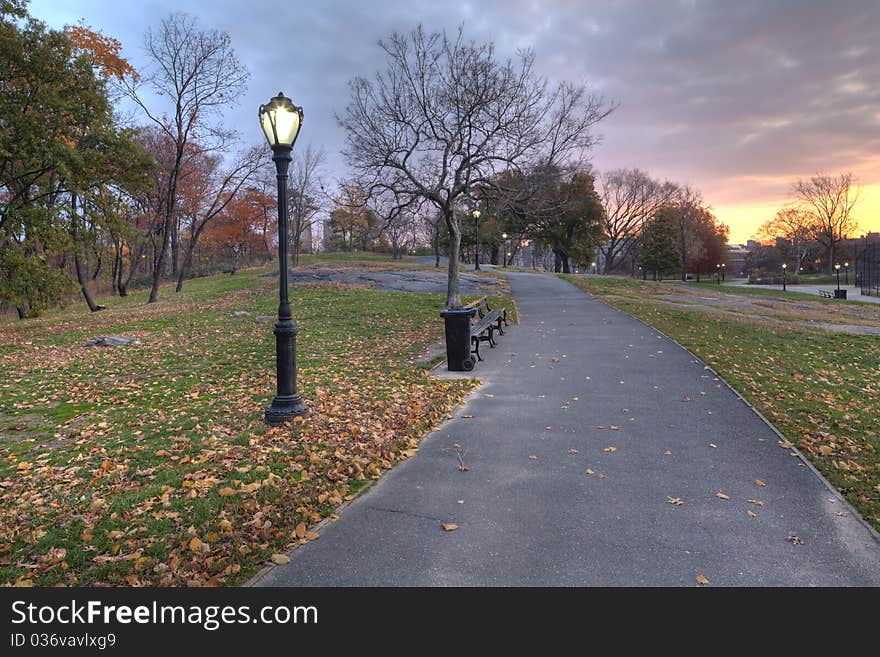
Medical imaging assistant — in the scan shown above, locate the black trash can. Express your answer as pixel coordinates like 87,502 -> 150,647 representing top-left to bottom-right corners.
834,289 -> 847,299
440,307 -> 477,371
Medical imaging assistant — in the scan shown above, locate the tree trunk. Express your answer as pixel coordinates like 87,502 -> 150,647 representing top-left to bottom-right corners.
490,244 -> 499,265
170,216 -> 180,277
16,306 -> 26,320
74,252 -> 102,312
444,209 -> 462,308
70,193 -> 102,312
434,223 -> 440,268
827,242 -> 835,275
679,217 -> 688,282
148,220 -> 171,303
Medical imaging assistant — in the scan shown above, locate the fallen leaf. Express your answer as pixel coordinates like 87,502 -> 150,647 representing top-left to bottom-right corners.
585,469 -> 594,475
778,440 -> 793,449
667,497 -> 684,506
568,448 -> 578,454
294,523 -> 307,539
818,445 -> 833,456
218,487 -> 236,497
747,499 -> 764,507
696,574 -> 710,586
271,554 -> 290,565
715,492 -> 730,500
462,415 -> 474,419
708,443 -> 717,449
610,425 -> 620,431
528,455 -> 538,460
755,480 -> 767,487
663,450 -> 672,456
747,510 -> 757,518
305,531 -> 320,541
442,523 -> 458,532
603,446 -> 617,453
786,534 -> 804,545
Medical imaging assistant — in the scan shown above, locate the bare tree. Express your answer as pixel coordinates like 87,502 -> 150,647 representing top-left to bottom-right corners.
124,12 -> 248,302
339,26 -> 611,308
672,185 -> 706,281
287,144 -> 326,266
597,169 -> 677,274
793,172 -> 860,273
175,146 -> 264,291
756,205 -> 814,273
371,191 -> 423,259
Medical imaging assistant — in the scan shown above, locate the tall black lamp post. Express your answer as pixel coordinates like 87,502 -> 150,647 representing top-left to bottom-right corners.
782,263 -> 787,292
835,263 -> 841,291
716,263 -> 721,284
721,263 -> 726,281
844,261 -> 850,285
473,210 -> 481,270
259,92 -> 307,425
501,232 -> 507,267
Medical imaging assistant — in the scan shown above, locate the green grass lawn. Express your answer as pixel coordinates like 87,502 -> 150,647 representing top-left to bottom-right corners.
563,275 -> 880,531
0,266 -> 506,586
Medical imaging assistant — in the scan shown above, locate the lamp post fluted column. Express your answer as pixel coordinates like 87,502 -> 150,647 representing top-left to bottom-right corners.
265,145 -> 307,425
259,92 -> 307,425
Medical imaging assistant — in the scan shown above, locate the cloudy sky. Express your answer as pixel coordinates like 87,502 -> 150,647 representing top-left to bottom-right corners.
29,0 -> 880,242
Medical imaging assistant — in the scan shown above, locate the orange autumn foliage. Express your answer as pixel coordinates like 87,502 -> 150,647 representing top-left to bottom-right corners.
65,22 -> 139,82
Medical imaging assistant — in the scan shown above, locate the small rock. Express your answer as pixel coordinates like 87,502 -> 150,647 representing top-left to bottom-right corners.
232,311 -> 250,317
85,335 -> 141,347
254,316 -> 274,323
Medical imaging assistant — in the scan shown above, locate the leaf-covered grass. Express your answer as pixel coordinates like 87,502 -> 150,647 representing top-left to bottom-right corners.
563,275 -> 880,531
0,268 -> 488,586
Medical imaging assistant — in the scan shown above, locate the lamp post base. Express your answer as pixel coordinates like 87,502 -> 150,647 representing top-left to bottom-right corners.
265,394 -> 307,425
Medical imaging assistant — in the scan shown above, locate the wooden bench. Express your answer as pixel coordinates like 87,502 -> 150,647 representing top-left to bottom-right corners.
466,297 -> 509,362
818,290 -> 834,298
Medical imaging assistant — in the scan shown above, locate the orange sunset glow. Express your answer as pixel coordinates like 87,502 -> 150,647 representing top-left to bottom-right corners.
715,184 -> 880,244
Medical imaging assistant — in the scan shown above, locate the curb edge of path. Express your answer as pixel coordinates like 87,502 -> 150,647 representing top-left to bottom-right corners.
244,381 -> 488,587
563,276 -> 880,546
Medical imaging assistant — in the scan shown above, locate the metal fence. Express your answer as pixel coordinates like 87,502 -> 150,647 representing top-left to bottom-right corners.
856,239 -> 880,297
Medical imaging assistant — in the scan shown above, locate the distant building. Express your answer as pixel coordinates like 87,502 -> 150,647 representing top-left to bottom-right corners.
725,244 -> 750,277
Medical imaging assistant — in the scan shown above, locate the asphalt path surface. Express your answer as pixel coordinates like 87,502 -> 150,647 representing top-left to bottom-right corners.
254,271 -> 880,586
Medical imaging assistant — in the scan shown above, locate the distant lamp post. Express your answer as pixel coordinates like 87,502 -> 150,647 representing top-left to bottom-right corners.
721,263 -> 726,281
782,263 -> 787,292
473,210 -> 482,270
835,263 -> 841,291
591,261 -> 597,275
844,261 -> 850,285
501,232 -> 508,266
716,263 -> 721,284
259,92 -> 307,425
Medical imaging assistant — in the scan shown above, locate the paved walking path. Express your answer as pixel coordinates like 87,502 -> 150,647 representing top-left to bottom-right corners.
254,272 -> 880,586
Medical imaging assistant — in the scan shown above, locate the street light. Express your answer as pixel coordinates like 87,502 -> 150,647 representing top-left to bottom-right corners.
844,261 -> 850,285
259,92 -> 307,425
501,232 -> 508,266
835,263 -> 841,291
716,263 -> 721,284
591,261 -> 596,275
473,210 -> 481,270
721,263 -> 726,281
782,263 -> 787,292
